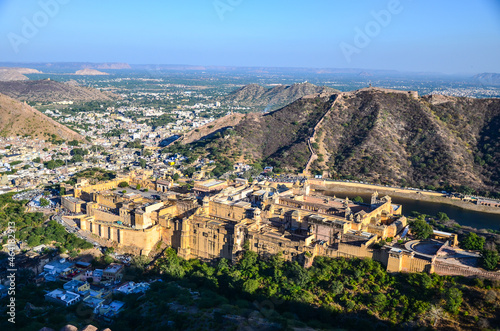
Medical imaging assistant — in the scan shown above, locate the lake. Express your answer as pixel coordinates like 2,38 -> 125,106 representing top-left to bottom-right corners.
322,190 -> 500,231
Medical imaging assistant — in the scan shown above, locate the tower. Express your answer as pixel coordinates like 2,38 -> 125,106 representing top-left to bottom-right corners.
371,191 -> 379,206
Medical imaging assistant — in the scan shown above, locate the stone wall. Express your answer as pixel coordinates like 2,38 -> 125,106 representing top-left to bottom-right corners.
433,261 -> 500,280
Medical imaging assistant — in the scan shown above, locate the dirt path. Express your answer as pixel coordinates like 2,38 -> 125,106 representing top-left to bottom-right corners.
303,93 -> 342,175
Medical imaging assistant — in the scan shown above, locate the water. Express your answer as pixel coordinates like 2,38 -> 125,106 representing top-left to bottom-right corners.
323,190 -> 500,231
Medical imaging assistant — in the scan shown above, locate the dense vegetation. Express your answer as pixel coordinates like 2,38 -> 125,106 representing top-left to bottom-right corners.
65,167 -> 116,185
106,248 -> 500,330
0,193 -> 92,252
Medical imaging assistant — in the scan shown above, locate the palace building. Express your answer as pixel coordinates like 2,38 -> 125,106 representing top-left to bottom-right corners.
62,172 -> 438,274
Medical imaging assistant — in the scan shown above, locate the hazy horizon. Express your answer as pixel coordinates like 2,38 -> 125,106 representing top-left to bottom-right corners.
1,0 -> 500,75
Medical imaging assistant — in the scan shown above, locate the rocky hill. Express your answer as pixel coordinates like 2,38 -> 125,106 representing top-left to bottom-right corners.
473,73 -> 500,86
0,67 -> 41,81
0,93 -> 83,140
223,82 -> 338,111
177,87 -> 500,193
75,68 -> 109,75
0,79 -> 118,102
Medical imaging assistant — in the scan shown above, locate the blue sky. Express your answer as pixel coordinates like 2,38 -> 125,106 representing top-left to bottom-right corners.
0,0 -> 499,74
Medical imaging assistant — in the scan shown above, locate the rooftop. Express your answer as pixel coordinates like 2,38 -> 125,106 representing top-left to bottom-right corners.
103,263 -> 123,274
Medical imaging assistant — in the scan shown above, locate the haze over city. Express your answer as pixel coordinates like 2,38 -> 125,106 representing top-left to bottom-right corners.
1,0 -> 500,74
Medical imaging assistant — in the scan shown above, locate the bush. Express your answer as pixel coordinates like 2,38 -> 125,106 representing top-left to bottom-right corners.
481,249 -> 499,271
118,181 -> 128,188
353,196 -> 364,203
444,287 -> 463,314
410,219 -> 433,239
460,232 -> 485,251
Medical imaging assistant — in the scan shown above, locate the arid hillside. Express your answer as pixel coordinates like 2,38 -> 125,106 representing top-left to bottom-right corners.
176,87 -> 500,193
0,93 -> 83,140
0,68 -> 41,81
0,79 -> 118,102
223,82 -> 338,111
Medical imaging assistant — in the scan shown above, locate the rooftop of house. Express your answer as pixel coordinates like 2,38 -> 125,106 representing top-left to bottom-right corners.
103,263 -> 123,274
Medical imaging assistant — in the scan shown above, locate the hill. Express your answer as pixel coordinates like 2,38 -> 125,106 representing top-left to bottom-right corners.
0,79 -> 118,102
0,68 -> 41,81
174,87 -> 500,194
180,112 -> 246,145
474,73 -> 500,86
0,93 -> 83,140
74,68 -> 109,75
223,82 -> 338,111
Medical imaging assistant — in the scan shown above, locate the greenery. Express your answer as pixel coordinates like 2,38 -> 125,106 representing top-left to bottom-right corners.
460,232 -> 485,251
100,249 -> 499,330
44,159 -> 65,170
352,196 -> 364,203
118,181 -> 129,188
410,218 -> 433,239
481,249 -> 499,271
126,139 -> 143,149
39,198 -> 50,207
0,193 -> 92,252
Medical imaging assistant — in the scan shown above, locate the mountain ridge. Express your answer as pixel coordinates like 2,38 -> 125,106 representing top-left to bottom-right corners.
178,87 -> 500,193
0,79 -> 118,102
223,82 -> 338,111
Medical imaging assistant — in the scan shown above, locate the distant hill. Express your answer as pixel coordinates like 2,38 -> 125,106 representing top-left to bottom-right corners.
178,87 -> 500,193
474,73 -> 500,86
0,79 -> 118,102
0,68 -> 41,81
0,62 -> 130,72
75,68 -> 109,76
0,93 -> 82,140
223,82 -> 338,111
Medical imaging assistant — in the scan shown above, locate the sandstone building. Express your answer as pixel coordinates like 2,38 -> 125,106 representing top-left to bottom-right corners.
62,172 -> 427,273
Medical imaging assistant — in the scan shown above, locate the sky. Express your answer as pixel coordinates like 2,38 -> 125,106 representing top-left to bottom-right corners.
0,0 -> 499,74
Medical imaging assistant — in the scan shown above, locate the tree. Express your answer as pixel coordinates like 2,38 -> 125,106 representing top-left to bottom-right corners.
460,232 -> 485,251
352,196 -> 364,203
410,219 -> 433,239
71,154 -> 84,163
172,173 -> 180,181
372,293 -> 387,311
71,148 -> 88,156
139,159 -> 147,169
426,305 -> 446,327
183,167 -> 196,178
68,140 -> 79,146
118,181 -> 129,188
136,184 -> 141,190
126,139 -> 143,149
443,287 -> 462,314
481,249 -> 499,271
39,198 -> 50,207
437,212 -> 449,222
242,279 -> 260,294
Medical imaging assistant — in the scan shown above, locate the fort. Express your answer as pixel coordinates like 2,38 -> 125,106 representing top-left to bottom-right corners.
61,171 -> 500,280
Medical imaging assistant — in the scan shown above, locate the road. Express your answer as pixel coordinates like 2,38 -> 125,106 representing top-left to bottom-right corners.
53,214 -> 102,249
